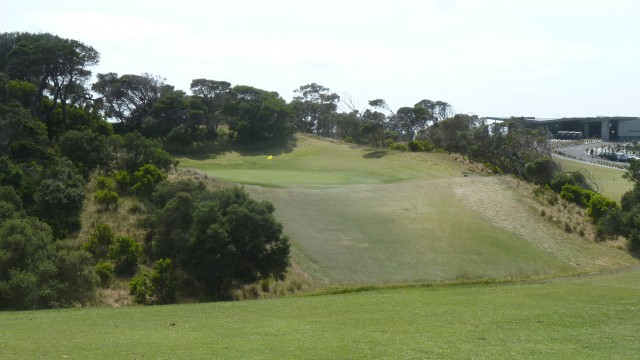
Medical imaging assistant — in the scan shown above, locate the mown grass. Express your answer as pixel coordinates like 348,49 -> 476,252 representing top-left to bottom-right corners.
177,135 -> 634,285
2,267 -> 639,359
556,158 -> 631,202
176,135 -> 467,187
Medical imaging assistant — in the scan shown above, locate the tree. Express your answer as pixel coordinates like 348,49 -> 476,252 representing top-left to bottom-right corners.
0,217 -> 97,310
183,187 -> 290,296
108,235 -> 142,276
190,78 -> 232,135
34,177 -> 85,239
129,258 -> 176,305
225,85 -> 295,146
5,33 -> 99,123
58,130 -> 112,179
291,83 -> 340,136
92,73 -> 169,130
131,164 -> 167,196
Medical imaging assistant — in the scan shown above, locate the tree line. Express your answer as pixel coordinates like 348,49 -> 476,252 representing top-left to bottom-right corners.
1,31 -> 637,308
0,32 -> 290,309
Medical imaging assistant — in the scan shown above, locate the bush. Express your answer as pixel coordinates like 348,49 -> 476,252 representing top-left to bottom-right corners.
108,235 -> 142,276
94,189 -> 119,211
560,184 -> 594,207
587,194 -> 618,222
0,217 -> 97,309
389,142 -> 408,152
83,223 -> 115,260
407,140 -> 424,152
550,172 -> 591,193
95,261 -> 115,287
131,164 -> 167,196
130,258 -> 176,305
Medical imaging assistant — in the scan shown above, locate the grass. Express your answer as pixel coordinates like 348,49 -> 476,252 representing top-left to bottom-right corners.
176,135 -> 636,286
176,135 -> 466,187
556,158 -> 631,202
2,267 -> 639,359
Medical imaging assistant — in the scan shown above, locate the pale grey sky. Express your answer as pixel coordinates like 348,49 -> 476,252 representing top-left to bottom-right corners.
2,0 -> 639,118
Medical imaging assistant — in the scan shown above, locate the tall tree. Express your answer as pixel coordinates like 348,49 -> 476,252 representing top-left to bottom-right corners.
4,33 -> 99,124
190,79 -> 231,135
291,83 -> 340,136
225,85 -> 295,146
92,73 -> 169,130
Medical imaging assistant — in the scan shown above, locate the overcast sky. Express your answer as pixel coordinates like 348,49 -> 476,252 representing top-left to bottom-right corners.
2,0 -> 639,118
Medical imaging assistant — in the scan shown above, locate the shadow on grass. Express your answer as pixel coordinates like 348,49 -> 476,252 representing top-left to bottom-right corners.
363,150 -> 388,159
170,137 -> 298,160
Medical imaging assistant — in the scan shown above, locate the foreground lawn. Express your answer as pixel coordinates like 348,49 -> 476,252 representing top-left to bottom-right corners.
2,267 -> 639,359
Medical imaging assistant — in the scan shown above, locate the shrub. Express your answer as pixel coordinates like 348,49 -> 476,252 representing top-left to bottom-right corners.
389,142 -> 408,152
95,176 -> 117,192
83,223 -> 115,260
587,194 -> 619,222
131,164 -> 167,196
108,235 -> 142,276
129,258 -> 176,305
407,140 -> 424,152
94,189 -> 119,211
560,184 -> 594,207
0,217 -> 97,309
95,261 -> 115,287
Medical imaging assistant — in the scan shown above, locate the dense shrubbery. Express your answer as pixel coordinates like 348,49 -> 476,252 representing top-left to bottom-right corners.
145,182 -> 290,299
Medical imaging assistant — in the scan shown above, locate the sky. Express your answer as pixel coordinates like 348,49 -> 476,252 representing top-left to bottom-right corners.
2,0 -> 640,118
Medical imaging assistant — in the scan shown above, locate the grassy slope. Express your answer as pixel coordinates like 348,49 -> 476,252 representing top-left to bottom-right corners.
177,135 -> 635,285
2,267 -> 639,359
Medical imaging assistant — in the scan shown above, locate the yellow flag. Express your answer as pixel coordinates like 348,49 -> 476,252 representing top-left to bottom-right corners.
267,155 -> 273,160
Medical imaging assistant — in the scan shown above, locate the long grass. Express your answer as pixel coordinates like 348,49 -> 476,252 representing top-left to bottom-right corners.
2,267 -> 639,359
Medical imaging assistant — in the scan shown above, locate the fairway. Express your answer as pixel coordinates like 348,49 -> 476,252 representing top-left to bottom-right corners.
3,267 -> 639,359
177,135 -> 636,285
556,158 -> 631,202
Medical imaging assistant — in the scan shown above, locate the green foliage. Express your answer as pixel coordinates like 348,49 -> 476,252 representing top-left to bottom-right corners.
183,187 -> 290,295
389,142 -> 408,152
0,217 -> 97,309
95,261 -> 115,287
524,157 -> 560,185
550,171 -> 591,193
111,170 -> 132,195
150,179 -> 206,208
94,189 -> 119,211
560,184 -> 593,207
595,209 -> 622,241
34,178 -> 85,239
587,194 -> 618,222
107,235 -> 142,276
83,223 -> 115,260
150,192 -> 194,260
59,130 -> 112,179
226,85 -> 296,146
129,258 -> 176,305
407,140 -> 424,152
131,164 -> 167,196
111,132 -> 178,173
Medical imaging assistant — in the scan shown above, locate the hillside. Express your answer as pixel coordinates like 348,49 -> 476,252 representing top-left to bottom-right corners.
177,135 -> 637,286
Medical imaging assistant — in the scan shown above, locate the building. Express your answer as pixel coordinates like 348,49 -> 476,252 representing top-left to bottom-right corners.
485,116 -> 640,140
